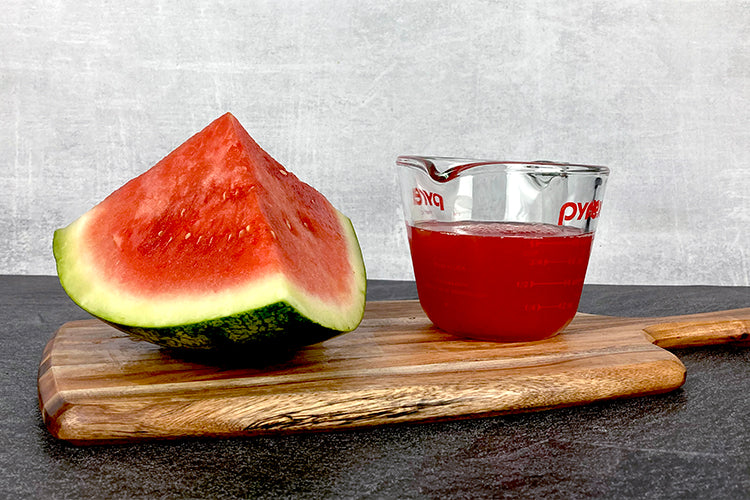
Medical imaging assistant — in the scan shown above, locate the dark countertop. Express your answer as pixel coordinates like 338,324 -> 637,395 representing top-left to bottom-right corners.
1,275 -> 748,499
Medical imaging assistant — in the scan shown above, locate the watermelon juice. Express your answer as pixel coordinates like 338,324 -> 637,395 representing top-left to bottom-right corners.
407,221 -> 595,342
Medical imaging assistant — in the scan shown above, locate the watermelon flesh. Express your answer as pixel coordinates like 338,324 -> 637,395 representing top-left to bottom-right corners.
53,113 -> 366,352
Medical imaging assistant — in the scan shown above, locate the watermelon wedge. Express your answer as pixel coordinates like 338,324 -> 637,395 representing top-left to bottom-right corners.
53,113 -> 366,353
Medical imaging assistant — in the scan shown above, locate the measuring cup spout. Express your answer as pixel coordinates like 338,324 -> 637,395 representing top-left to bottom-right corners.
397,156 -> 500,183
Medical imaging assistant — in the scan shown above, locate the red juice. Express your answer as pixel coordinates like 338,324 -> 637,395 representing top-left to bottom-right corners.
407,221 -> 594,342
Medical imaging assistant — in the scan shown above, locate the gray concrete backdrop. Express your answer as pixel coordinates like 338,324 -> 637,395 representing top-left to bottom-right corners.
2,1 -> 749,285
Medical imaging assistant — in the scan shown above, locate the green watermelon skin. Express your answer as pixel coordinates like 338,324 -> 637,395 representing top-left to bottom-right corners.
53,113 -> 367,353
107,301 -> 337,353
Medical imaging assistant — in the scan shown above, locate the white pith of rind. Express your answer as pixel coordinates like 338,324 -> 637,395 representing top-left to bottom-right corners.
54,209 -> 366,331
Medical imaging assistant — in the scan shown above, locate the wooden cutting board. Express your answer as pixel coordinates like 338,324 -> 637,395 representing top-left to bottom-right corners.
38,300 -> 750,445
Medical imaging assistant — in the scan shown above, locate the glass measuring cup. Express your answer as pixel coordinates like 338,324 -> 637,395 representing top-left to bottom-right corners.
397,156 -> 609,342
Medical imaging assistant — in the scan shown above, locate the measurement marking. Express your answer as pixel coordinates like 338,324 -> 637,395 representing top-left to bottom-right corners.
529,259 -> 580,266
517,280 -> 583,288
538,303 -> 576,310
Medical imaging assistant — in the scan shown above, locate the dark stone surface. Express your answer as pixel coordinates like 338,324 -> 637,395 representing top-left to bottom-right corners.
2,275 -> 748,499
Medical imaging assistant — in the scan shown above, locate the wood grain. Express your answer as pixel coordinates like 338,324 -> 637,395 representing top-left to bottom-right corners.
38,301 -> 750,445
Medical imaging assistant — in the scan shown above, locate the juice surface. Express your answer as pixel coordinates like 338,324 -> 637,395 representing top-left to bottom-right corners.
408,221 -> 594,341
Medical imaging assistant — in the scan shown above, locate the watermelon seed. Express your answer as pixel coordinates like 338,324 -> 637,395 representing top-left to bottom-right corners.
245,224 -> 251,232
197,235 -> 202,244
279,169 -> 288,176
222,191 -> 227,200
181,208 -> 186,216
185,232 -> 191,239
209,237 -> 214,245
239,229 -> 245,238
158,230 -> 164,237
285,218 -> 292,230
270,230 -> 277,240
228,233 -> 232,241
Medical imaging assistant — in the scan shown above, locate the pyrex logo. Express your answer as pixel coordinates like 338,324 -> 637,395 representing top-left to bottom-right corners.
558,200 -> 602,225
413,188 -> 444,211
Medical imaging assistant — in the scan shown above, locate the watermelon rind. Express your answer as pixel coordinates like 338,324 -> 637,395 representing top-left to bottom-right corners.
106,302 -> 345,352
53,209 -> 366,353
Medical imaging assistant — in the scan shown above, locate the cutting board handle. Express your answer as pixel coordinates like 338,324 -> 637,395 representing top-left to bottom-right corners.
644,313 -> 750,349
